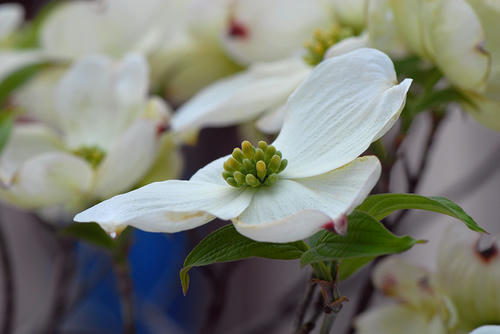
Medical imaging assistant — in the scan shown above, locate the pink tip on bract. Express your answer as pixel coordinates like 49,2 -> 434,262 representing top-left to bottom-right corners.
334,214 -> 348,235
227,18 -> 248,38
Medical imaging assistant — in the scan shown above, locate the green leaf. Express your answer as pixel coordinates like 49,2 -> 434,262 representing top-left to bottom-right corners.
180,224 -> 308,294
11,1 -> 62,49
0,111 -> 14,153
300,211 -> 421,266
339,257 -> 374,281
413,87 -> 467,113
0,62 -> 51,107
60,223 -> 115,250
356,193 -> 485,233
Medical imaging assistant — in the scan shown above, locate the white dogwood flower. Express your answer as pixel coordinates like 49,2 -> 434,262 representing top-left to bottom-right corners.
356,224 -> 500,334
75,48 -> 411,242
355,257 -> 457,334
220,0 -> 332,65
0,54 -> 174,222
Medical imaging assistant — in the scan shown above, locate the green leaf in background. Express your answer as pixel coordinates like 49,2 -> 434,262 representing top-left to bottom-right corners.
10,0 -> 62,49
0,111 -> 14,153
60,222 -> 115,250
180,224 -> 308,294
338,256 -> 374,281
300,211 -> 422,266
356,193 -> 486,233
0,62 -> 51,107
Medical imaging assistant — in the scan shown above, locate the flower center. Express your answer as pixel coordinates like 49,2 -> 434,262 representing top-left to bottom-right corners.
73,145 -> 106,169
222,140 -> 287,188
303,24 -> 355,66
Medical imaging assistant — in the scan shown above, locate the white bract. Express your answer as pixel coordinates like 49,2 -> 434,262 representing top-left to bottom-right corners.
75,48 -> 411,242
171,58 -> 312,134
0,54 -> 174,222
41,0 -> 184,59
470,326 -> 500,334
0,3 -> 23,40
0,4 -> 47,86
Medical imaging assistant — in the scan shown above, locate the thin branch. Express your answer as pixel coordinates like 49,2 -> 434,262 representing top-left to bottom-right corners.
66,257 -> 112,316
442,141 -> 500,200
45,236 -> 76,333
0,222 -> 14,334
199,262 -> 240,334
114,258 -> 135,334
296,292 -> 324,334
407,113 -> 443,193
294,274 -> 316,331
112,234 -> 136,334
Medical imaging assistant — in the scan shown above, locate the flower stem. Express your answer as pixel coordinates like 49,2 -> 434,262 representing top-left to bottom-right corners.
112,232 -> 135,334
114,257 -> 135,334
0,222 -> 14,334
46,236 -> 76,333
294,274 -> 316,331
319,312 -> 337,334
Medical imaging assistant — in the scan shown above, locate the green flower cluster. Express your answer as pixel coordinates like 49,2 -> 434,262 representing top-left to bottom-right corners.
222,140 -> 287,188
303,24 -> 354,66
73,145 -> 106,169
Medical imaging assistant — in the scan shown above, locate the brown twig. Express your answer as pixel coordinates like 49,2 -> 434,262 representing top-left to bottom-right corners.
199,262 -> 240,334
45,236 -> 76,334
0,222 -> 14,334
294,274 -> 316,331
296,292 -> 325,334
113,235 -> 136,334
114,258 -> 135,334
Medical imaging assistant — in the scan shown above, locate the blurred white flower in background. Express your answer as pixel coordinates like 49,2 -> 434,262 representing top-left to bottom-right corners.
75,48 -> 411,242
0,3 -> 48,84
172,0 -> 344,134
0,3 -> 23,40
356,223 -> 500,334
220,0 -> 332,65
0,54 -> 181,223
171,0 -> 410,135
40,0 -> 183,60
388,0 -> 500,130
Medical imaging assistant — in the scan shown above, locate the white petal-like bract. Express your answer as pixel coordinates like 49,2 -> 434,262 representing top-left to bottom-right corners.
55,54 -> 149,150
74,180 -> 254,233
0,3 -> 23,39
470,326 -> 500,334
171,58 -> 310,132
273,48 -> 411,179
233,156 -> 381,242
